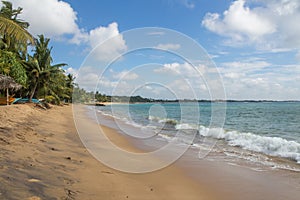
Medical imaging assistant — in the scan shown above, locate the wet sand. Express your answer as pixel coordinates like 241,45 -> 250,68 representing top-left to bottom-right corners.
89,105 -> 300,200
0,104 -> 216,200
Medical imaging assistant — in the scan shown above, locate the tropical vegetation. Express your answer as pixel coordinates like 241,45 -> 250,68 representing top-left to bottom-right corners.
0,1 -> 75,104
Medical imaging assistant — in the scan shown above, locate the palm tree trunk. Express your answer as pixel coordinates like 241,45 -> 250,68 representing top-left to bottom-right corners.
29,81 -> 38,102
6,88 -> 9,105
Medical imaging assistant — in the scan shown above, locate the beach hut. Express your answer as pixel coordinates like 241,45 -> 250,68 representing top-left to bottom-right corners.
0,74 -> 22,105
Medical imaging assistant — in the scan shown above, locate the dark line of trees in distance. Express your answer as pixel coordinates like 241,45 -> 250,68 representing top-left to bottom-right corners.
72,89 -> 299,104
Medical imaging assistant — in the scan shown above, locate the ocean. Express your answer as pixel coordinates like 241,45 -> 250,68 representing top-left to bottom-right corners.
94,101 -> 300,171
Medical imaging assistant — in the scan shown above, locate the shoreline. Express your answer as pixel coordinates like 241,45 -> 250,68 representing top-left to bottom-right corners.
90,104 -> 300,200
1,104 -> 299,199
0,104 -> 217,199
94,102 -> 300,167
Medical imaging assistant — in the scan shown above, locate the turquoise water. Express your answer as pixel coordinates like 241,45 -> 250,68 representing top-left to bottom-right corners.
96,102 -> 300,164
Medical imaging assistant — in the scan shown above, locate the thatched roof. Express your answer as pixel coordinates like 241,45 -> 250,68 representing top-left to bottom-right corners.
0,74 -> 22,90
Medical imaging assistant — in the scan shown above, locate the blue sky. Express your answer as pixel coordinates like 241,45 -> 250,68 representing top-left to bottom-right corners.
6,0 -> 300,100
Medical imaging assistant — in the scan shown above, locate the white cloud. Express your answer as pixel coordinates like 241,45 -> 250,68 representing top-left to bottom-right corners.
154,62 -> 206,77
221,60 -> 270,73
155,43 -> 181,51
223,72 -> 241,79
202,0 -> 300,50
216,59 -> 300,100
202,0 -> 275,43
75,66 -> 100,89
112,70 -> 139,81
65,67 -> 78,77
154,63 -> 181,74
10,0 -> 80,38
8,0 -> 127,61
67,22 -> 127,62
65,22 -> 127,61
152,62 -> 223,99
87,22 -> 127,61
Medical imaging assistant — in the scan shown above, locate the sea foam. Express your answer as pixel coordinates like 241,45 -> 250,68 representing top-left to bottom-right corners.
149,115 -> 300,163
176,123 -> 300,163
98,109 -> 300,164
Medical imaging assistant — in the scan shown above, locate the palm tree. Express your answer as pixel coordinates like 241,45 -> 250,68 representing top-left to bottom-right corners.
0,16 -> 34,46
0,1 -> 33,90
66,73 -> 76,89
46,71 -> 69,104
23,56 -> 41,101
24,35 -> 66,102
65,73 -> 76,103
0,1 -> 34,53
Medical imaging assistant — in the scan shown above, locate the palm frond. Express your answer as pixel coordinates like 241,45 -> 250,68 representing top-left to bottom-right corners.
0,16 -> 34,45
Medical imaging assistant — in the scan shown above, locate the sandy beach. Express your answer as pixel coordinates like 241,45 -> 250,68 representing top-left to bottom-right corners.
0,104 -> 216,200
0,104 -> 299,200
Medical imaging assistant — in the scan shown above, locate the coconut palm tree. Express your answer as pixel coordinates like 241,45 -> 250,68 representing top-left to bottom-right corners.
0,1 -> 33,89
0,1 -> 34,54
24,35 -> 66,102
65,73 -> 76,103
0,16 -> 34,46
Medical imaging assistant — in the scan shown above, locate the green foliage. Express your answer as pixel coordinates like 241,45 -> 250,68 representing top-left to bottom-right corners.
0,2 -> 75,105
72,87 -> 91,103
23,35 -> 69,104
44,95 -> 56,104
0,1 -> 34,56
0,49 -> 27,86
95,92 -> 111,102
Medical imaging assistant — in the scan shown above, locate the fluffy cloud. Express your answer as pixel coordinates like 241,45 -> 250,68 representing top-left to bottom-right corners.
219,60 -> 270,81
9,0 -> 127,61
153,62 -> 224,99
202,0 -> 275,41
10,0 -> 80,37
156,58 -> 298,100
154,62 -> 206,77
70,22 -> 127,61
202,0 -> 300,50
87,23 -> 127,61
221,60 -> 270,74
112,70 -> 139,81
218,60 -> 300,100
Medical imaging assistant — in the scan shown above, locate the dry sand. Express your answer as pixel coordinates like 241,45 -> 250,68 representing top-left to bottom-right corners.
0,104 -> 217,200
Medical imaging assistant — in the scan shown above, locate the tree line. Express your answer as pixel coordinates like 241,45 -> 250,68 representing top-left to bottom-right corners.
73,90 -> 180,103
73,89 -> 155,103
0,1 -> 75,104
